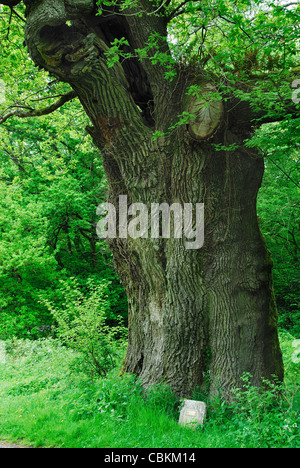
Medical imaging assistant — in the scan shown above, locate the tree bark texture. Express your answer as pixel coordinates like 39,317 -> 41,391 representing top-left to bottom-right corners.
22,0 -> 283,399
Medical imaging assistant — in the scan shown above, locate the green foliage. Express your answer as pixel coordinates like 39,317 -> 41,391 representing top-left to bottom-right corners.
0,6 -> 127,339
229,374 -> 298,448
167,1 -> 300,135
208,375 -> 299,448
42,278 -> 127,377
0,108 -> 127,338
250,123 -> 300,336
105,37 -> 131,68
168,0 -> 299,76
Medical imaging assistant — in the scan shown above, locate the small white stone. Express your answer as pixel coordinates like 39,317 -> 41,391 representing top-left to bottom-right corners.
179,399 -> 207,429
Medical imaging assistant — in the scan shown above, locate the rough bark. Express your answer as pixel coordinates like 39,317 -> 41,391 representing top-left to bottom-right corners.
13,0 -> 284,399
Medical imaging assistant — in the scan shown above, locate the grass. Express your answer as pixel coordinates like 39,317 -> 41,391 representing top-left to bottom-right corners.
0,332 -> 299,448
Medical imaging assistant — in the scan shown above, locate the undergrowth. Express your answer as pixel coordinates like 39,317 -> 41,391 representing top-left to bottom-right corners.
0,332 -> 299,448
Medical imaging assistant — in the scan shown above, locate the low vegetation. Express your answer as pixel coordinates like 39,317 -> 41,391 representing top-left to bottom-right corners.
0,332 -> 299,448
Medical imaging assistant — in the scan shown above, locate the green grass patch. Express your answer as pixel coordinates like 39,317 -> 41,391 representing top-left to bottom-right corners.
0,333 -> 299,448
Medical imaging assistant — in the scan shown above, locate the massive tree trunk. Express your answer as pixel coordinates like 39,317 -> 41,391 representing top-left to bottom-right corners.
110,127 -> 283,399
21,0 -> 283,399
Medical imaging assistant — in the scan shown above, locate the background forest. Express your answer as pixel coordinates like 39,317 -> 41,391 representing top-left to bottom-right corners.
0,0 -> 299,449
0,16 -> 128,339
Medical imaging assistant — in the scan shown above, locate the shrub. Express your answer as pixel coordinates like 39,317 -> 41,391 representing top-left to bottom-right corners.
230,373 -> 299,447
42,277 -> 127,377
207,371 -> 299,448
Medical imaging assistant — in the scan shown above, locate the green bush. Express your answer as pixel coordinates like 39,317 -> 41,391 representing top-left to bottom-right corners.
228,373 -> 298,448
42,277 -> 127,377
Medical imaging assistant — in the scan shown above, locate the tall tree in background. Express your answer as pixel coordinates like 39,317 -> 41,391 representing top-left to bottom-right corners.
0,0 -> 299,399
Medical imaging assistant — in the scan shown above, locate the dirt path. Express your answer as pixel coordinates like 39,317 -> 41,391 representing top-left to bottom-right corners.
0,440 -> 33,449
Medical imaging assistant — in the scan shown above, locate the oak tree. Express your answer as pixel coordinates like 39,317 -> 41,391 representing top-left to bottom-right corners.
1,0 -> 299,399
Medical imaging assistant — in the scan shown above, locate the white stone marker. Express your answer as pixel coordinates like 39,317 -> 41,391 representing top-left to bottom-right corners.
179,399 -> 207,429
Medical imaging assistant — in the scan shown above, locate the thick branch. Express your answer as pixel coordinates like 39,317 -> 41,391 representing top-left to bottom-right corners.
225,69 -> 300,130
226,96 -> 299,133
22,0 -> 177,132
0,91 -> 77,124
167,1 -> 191,20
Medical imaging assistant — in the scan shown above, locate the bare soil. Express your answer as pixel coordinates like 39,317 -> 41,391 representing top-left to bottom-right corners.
0,440 -> 33,449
